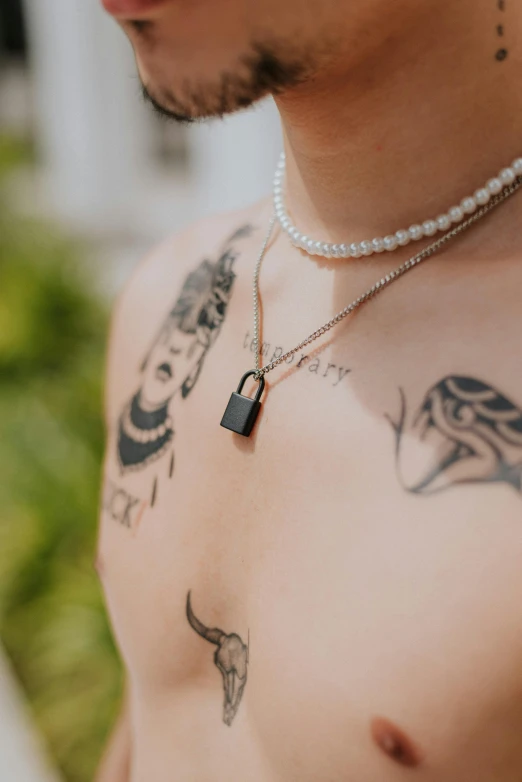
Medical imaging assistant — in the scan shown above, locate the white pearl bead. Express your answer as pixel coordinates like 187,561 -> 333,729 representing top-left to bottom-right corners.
289,227 -> 299,239
461,196 -> 477,214
299,235 -> 309,249
487,177 -> 503,194
396,229 -> 410,246
273,185 -> 282,196
422,219 -> 437,236
306,239 -> 316,254
383,234 -> 398,251
292,233 -> 302,246
512,158 -> 522,175
448,205 -> 463,223
499,167 -> 515,186
321,243 -> 331,257
349,243 -> 362,258
331,245 -> 340,258
339,244 -> 350,258
312,241 -> 322,254
474,188 -> 490,206
360,240 -> 373,256
372,238 -> 385,253
436,214 -> 451,231
281,218 -> 290,230
408,224 -> 423,240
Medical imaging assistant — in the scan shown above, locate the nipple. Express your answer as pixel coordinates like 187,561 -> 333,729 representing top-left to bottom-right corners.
370,716 -> 423,768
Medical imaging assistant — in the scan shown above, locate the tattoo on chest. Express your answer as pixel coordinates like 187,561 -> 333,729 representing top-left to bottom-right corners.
242,331 -> 351,387
495,0 -> 508,61
102,479 -> 146,530
186,592 -> 248,726
115,225 -> 253,503
387,376 -> 522,495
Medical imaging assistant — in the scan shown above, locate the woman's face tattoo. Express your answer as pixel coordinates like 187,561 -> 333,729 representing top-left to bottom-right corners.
140,326 -> 206,410
115,227 -> 252,478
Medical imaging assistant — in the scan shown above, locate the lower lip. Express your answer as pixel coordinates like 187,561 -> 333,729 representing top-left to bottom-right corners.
102,0 -> 168,17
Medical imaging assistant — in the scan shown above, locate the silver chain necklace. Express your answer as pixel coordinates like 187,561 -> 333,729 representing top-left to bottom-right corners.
220,175 -> 522,437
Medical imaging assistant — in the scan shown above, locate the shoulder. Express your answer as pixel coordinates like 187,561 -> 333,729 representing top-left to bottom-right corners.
104,201 -> 269,422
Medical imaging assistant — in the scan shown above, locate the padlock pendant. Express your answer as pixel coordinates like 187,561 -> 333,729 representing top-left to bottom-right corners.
220,370 -> 266,437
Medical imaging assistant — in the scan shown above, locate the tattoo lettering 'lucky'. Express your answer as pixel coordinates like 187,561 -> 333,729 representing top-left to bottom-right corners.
116,225 -> 252,479
388,376 -> 522,495
186,592 -> 248,726
102,479 -> 146,530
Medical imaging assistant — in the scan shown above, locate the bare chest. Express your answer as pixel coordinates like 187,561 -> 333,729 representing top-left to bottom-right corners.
99,346 -> 522,780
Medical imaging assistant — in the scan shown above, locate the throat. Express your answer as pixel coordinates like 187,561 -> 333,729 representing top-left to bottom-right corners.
275,0 -> 522,246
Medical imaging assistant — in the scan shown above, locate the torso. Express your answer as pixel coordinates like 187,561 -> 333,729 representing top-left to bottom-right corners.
98,200 -> 522,782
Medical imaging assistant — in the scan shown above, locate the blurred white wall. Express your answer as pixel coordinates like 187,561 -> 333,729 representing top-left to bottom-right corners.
22,0 -> 282,238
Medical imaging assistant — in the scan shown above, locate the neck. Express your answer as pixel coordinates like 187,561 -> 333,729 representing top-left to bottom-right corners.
275,0 -> 522,244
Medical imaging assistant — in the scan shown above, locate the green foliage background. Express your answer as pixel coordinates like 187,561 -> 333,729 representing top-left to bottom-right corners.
0,134 -> 122,782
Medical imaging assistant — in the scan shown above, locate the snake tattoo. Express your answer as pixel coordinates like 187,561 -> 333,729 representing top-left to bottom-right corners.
387,376 -> 522,495
186,592 -> 249,726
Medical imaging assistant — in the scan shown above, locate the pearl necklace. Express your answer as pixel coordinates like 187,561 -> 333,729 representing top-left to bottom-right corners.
273,151 -> 522,258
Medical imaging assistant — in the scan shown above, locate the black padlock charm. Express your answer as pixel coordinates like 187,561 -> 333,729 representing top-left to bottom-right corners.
220,370 -> 266,437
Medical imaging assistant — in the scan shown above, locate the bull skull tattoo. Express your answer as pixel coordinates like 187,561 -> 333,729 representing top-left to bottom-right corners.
387,375 -> 522,495
186,592 -> 249,726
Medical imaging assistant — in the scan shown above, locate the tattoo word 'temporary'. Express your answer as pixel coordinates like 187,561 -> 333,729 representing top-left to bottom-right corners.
186,592 -> 248,727
242,331 -> 351,387
387,376 -> 522,495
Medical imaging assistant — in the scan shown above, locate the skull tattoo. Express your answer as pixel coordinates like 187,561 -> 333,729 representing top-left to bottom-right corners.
186,591 -> 248,726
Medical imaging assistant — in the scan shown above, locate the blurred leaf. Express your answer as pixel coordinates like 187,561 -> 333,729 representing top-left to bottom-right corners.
0,131 -> 33,178
0,138 -> 121,782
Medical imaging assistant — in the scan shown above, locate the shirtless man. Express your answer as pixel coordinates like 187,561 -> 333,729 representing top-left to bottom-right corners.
96,0 -> 522,779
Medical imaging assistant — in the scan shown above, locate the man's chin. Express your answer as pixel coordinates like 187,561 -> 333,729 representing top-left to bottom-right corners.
135,41 -> 308,123
141,82 -> 199,123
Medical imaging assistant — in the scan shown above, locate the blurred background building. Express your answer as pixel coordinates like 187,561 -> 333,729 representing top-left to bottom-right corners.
0,2 -> 281,780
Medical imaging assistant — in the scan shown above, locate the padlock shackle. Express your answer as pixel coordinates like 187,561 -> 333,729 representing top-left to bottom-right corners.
236,369 -> 265,402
